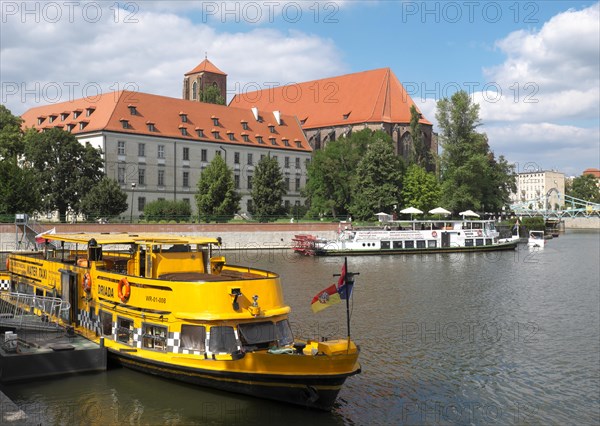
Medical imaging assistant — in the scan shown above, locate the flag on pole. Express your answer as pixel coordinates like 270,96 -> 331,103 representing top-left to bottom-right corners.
310,262 -> 353,313
311,283 -> 342,313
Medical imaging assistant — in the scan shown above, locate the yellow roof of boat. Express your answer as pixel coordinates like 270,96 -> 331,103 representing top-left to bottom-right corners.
38,232 -> 220,246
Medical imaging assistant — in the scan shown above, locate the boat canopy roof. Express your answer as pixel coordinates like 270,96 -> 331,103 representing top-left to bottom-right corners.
38,232 -> 220,246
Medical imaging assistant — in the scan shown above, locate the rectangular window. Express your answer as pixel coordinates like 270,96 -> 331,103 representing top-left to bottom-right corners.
201,149 -> 207,162
247,175 -> 253,189
234,174 -> 240,189
158,170 -> 165,186
247,153 -> 253,165
138,196 -> 146,212
295,157 -> 300,169
183,171 -> 189,187
209,326 -> 238,354
142,323 -> 168,351
116,317 -> 134,345
183,147 -> 190,161
158,145 -> 165,159
215,150 -> 221,157
242,134 -> 249,142
181,325 -> 206,352
242,122 -> 248,130
234,152 -> 240,164
138,168 -> 145,185
99,310 -> 113,335
295,177 -> 300,191
117,164 -> 125,184
284,157 -> 290,168
138,143 -> 145,157
285,177 -> 290,190
118,140 -> 126,155
228,133 -> 235,141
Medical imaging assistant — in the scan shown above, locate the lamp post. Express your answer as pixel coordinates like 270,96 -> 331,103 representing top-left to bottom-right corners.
130,182 -> 136,223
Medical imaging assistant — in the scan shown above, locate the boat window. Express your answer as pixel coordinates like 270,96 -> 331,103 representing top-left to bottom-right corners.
465,239 -> 474,247
416,240 -> 426,249
393,241 -> 402,249
427,240 -> 437,248
209,326 -> 238,353
405,241 -> 415,249
116,317 -> 134,345
99,310 -> 113,335
142,323 -> 168,351
276,320 -> 294,346
476,239 -> 484,246
181,325 -> 206,352
238,321 -> 276,346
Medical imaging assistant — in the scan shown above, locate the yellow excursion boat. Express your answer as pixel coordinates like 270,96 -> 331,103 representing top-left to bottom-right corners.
5,232 -> 360,410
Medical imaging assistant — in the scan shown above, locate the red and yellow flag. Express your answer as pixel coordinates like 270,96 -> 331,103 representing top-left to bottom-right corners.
310,283 -> 341,313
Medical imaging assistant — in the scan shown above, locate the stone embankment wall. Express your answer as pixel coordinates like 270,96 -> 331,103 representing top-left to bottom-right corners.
0,222 -> 340,251
562,217 -> 600,229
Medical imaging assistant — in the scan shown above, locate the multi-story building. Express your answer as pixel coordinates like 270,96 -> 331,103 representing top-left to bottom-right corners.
20,90 -> 311,218
229,67 -> 437,171
510,170 -> 566,210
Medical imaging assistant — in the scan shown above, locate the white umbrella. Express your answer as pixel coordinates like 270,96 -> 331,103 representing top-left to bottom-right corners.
400,207 -> 423,214
459,209 -> 480,218
428,207 -> 451,215
400,207 -> 423,221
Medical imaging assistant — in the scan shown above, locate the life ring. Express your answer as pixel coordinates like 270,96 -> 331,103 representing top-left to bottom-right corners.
5,258 -> 9,271
431,231 -> 438,238
477,230 -> 483,237
118,278 -> 131,303
82,273 -> 92,293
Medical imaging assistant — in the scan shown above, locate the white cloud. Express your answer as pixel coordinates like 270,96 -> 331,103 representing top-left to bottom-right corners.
0,4 -> 346,114
470,3 -> 600,174
479,2 -> 600,124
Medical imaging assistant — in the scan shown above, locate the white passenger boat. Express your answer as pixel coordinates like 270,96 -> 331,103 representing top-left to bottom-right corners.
527,230 -> 546,248
295,220 -> 517,256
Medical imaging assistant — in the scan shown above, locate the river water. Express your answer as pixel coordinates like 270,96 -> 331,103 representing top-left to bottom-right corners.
2,230 -> 599,425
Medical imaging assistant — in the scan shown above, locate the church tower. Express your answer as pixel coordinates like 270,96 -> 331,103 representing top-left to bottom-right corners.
182,56 -> 227,103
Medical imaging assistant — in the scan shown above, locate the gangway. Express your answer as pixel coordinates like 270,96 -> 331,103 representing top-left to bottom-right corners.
0,292 -> 70,332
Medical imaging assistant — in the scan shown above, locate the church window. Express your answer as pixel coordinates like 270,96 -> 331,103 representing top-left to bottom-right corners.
192,82 -> 198,100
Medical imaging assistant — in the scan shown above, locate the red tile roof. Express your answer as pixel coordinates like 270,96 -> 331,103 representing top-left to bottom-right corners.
185,58 -> 227,76
229,67 -> 431,129
583,168 -> 600,178
20,91 -> 310,152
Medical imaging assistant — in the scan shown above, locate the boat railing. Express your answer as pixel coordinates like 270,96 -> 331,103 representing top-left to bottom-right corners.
0,292 -> 70,331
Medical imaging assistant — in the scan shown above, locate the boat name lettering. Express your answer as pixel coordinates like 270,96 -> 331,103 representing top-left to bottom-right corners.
24,265 -> 47,279
146,295 -> 167,304
98,284 -> 114,298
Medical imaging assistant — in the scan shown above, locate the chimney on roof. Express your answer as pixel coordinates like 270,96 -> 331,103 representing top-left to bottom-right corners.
251,107 -> 259,122
273,110 -> 281,125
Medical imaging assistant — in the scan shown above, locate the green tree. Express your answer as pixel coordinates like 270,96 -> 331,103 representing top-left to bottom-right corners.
195,155 -> 240,222
402,164 -> 441,212
144,199 -> 192,222
436,90 -> 514,214
24,128 -> 104,222
200,85 -> 225,105
304,129 -> 372,218
349,135 -> 404,221
0,106 -> 40,217
409,105 -> 432,170
568,174 -> 600,203
80,177 -> 128,221
0,105 -> 25,159
251,155 -> 286,222
0,159 -> 40,218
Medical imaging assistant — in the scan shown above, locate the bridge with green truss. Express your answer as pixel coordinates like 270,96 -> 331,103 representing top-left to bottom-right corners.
510,194 -> 600,219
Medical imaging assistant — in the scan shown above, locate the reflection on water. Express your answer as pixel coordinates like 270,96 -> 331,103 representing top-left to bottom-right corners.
2,230 -> 599,425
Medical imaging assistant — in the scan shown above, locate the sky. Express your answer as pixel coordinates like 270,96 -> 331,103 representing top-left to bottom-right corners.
1,1 -> 599,176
